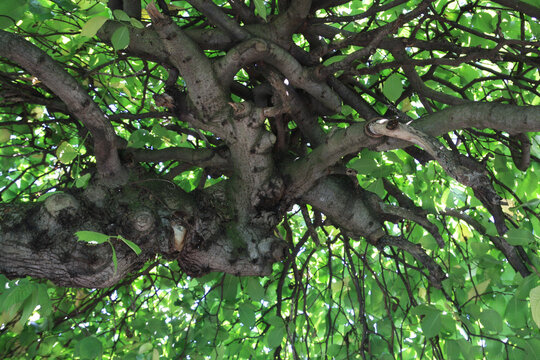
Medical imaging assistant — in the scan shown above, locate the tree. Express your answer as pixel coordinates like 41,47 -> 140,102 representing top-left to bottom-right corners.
0,0 -> 539,358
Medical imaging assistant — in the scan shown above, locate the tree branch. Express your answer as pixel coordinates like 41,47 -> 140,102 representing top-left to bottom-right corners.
491,0 -> 540,19
215,38 -> 341,112
283,103 -> 540,200
301,175 -> 445,287
146,3 -> 230,125
269,0 -> 312,39
187,0 -> 249,41
0,178 -> 286,287
125,146 -> 230,171
0,30 -> 125,182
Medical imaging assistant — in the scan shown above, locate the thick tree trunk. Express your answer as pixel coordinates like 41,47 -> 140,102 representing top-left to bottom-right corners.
0,172 -> 286,288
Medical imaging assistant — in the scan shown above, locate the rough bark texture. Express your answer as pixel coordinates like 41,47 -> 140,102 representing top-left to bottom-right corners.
0,1 -> 539,290
0,171 -> 286,288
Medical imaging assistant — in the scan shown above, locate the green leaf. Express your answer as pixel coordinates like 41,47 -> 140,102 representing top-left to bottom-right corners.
113,9 -> 130,22
56,141 -> 77,164
323,54 -> 346,66
253,0 -> 267,21
111,25 -> 130,50
519,338 -> 540,360
0,0 -> 28,29
117,236 -> 142,255
147,318 -> 168,337
421,311 -> 441,339
0,128 -> 11,142
138,342 -> 153,354
130,18 -> 144,29
110,242 -> 117,273
222,274 -> 239,302
348,156 -> 378,174
505,295 -> 528,328
419,235 -> 439,251
472,13 -> 495,33
530,286 -> 540,329
128,129 -> 160,148
37,284 -> 52,317
77,336 -> 103,360
75,173 -> 91,188
246,277 -> 265,302
505,228 -> 534,246
383,73 -> 404,102
446,339 -> 461,360
2,282 -> 33,312
515,274 -> 538,300
238,303 -> 256,328
80,15 -> 108,38
16,289 -> 39,330
75,231 -> 111,244
467,279 -> 491,300
479,309 -> 503,332
267,324 -> 285,348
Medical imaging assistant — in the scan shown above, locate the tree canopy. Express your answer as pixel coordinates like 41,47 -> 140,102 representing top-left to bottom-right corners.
0,0 -> 539,358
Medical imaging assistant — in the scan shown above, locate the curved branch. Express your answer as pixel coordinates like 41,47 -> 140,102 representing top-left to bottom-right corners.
125,146 -> 230,171
0,30 -> 124,182
0,179 -> 286,287
301,175 -> 445,288
146,3 -> 230,124
187,0 -> 249,41
491,0 -> 540,19
327,77 -> 379,119
284,103 -> 540,200
269,0 -> 312,39
215,38 -> 341,112
379,203 -> 444,248
381,103 -> 540,151
366,117 -> 508,234
301,175 -> 385,242
376,235 -> 446,288
509,133 -> 531,171
442,209 -> 531,277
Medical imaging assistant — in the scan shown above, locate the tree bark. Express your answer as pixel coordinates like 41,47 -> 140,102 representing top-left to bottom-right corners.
0,172 -> 286,288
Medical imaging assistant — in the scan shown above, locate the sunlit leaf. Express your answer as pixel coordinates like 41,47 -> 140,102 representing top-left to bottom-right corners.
75,173 -> 92,188
383,73 -> 404,102
113,9 -> 130,22
0,128 -> 11,142
117,236 -> 142,255
81,15 -> 108,38
75,231 -> 111,244
56,141 -> 77,164
111,25 -> 130,50
253,0 -> 267,21
467,279 -> 491,300
530,286 -> 540,329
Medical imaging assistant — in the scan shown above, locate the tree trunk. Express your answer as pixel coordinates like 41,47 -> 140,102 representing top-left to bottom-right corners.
0,171 -> 286,288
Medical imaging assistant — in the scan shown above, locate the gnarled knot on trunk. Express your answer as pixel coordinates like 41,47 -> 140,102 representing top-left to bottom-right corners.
44,193 -> 80,218
130,208 -> 155,232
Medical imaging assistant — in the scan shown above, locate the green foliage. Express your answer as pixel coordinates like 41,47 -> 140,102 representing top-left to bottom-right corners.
0,0 -> 539,359
80,15 -> 108,38
382,73 -> 404,102
75,231 -> 142,273
253,0 -> 267,21
111,25 -> 130,50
